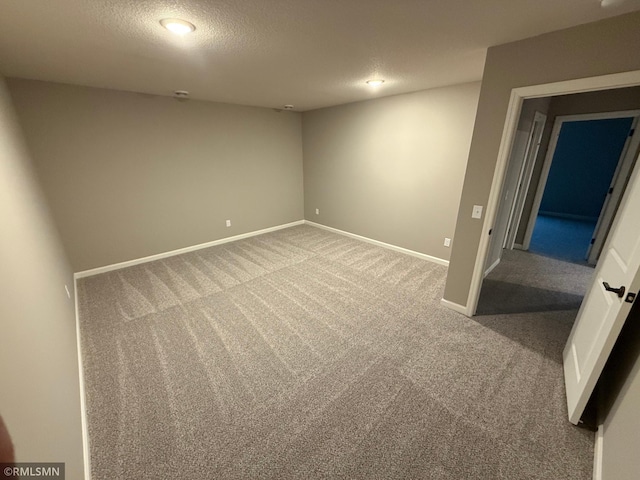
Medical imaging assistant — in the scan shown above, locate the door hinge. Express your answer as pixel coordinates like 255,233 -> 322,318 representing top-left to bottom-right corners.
608,187 -> 614,194
629,128 -> 635,137
590,238 -> 595,245
488,229 -> 492,235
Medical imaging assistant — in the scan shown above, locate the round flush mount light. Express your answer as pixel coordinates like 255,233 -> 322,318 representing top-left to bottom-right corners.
283,105 -> 294,110
173,90 -> 189,98
160,18 -> 196,35
366,79 -> 385,87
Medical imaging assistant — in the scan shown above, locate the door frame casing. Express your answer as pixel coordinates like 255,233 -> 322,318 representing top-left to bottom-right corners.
521,110 -> 640,251
505,111 -> 547,250
465,70 -> 640,317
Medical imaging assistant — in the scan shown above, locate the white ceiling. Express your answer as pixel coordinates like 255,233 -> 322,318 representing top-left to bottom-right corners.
1,0 -> 639,111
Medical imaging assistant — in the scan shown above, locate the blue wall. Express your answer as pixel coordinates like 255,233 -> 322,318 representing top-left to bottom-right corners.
540,117 -> 633,220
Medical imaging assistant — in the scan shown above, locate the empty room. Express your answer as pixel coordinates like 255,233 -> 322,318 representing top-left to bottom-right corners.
1,2 -> 640,479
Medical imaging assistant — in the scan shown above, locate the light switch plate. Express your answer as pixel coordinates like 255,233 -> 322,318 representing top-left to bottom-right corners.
472,205 -> 483,219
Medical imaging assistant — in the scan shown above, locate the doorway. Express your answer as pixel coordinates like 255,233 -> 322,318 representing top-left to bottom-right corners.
504,111 -> 547,250
526,114 -> 637,265
478,102 -> 640,316
466,80 -> 640,316
466,73 -> 640,318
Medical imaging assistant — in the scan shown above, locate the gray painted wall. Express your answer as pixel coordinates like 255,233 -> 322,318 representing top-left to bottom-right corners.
0,76 -> 84,476
444,11 -> 640,308
598,298 -> 640,480
302,82 -> 481,262
7,79 -> 304,272
602,352 -> 640,480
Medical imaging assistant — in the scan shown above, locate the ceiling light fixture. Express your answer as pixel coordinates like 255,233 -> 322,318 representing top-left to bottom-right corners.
600,0 -> 626,7
366,79 -> 385,87
160,18 -> 196,35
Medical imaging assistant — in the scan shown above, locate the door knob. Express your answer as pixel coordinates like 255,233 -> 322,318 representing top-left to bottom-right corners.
603,282 -> 626,298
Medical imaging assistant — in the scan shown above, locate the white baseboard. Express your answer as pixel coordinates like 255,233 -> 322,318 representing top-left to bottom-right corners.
74,220 -> 305,279
73,278 -> 92,480
304,220 -> 449,267
593,423 -> 603,480
484,257 -> 501,277
513,243 -> 524,250
440,298 -> 469,316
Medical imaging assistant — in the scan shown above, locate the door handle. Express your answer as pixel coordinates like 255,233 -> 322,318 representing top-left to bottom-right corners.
603,282 -> 626,298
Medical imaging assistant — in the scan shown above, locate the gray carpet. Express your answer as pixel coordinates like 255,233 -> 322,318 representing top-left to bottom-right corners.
477,249 -> 595,316
77,225 -> 594,479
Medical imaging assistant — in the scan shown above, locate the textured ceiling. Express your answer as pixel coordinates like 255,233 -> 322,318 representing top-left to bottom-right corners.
0,0 -> 639,111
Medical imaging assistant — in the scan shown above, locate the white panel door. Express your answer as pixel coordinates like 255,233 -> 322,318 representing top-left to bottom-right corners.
563,155 -> 640,425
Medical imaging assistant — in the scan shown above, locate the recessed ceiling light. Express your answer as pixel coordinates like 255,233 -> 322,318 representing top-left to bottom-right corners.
160,18 -> 196,35
366,79 -> 385,87
600,0 -> 625,7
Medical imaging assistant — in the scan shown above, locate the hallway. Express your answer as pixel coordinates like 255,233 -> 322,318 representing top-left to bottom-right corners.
477,249 -> 595,316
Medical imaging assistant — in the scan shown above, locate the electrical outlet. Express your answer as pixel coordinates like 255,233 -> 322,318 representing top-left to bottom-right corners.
64,285 -> 71,299
315,208 -> 319,215
444,238 -> 451,247
226,220 -> 231,227
472,205 -> 483,219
